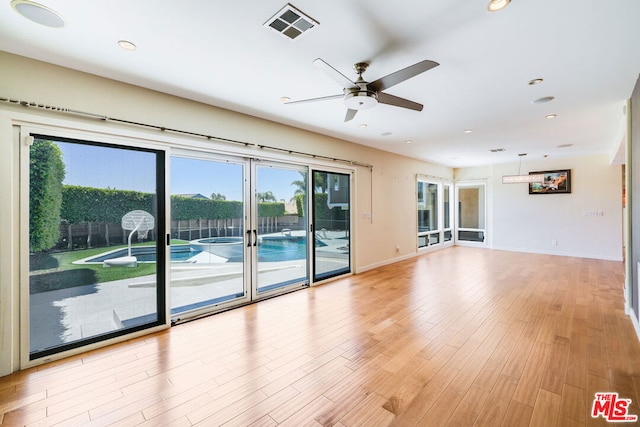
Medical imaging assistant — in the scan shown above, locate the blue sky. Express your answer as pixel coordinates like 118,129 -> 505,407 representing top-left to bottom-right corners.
58,141 -> 156,192
57,141 -> 302,202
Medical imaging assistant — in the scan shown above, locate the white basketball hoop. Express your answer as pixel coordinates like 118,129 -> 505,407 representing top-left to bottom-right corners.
122,210 -> 155,232
121,210 -> 155,257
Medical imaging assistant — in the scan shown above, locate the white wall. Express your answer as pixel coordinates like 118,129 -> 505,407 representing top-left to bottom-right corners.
456,155 -> 623,260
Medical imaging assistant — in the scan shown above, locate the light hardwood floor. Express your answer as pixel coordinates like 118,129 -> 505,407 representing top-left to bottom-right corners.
1,247 -> 639,426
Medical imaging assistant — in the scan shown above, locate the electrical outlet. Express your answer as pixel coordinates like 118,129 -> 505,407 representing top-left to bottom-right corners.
552,240 -> 558,246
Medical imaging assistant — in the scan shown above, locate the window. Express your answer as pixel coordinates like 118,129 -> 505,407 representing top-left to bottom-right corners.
444,184 -> 453,242
417,179 -> 453,249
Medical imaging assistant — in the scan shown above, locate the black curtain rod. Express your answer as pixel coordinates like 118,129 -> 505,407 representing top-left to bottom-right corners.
1,97 -> 374,170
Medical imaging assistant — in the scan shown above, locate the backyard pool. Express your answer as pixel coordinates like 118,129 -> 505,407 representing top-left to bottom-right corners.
77,236 -> 309,264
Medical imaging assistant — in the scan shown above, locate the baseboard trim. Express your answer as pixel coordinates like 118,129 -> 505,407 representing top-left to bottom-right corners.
627,305 -> 640,343
357,251 -> 420,274
490,245 -> 623,262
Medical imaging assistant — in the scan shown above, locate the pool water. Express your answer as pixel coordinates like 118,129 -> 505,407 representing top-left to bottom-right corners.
82,237 -> 308,264
258,238 -> 307,262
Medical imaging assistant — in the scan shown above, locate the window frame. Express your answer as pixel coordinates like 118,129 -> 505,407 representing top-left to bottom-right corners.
454,180 -> 489,247
417,177 -> 454,251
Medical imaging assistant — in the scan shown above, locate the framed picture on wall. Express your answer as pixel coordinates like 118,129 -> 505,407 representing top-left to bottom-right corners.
529,169 -> 571,194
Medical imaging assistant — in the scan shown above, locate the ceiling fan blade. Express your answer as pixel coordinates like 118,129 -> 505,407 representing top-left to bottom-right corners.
285,94 -> 344,105
344,109 -> 358,122
368,60 -> 439,92
377,92 -> 423,111
313,58 -> 358,89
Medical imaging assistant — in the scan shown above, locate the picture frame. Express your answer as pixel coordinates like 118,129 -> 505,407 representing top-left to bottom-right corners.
529,169 -> 571,194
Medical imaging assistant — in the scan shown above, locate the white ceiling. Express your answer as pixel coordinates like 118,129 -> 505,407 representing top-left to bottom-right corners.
1,0 -> 639,168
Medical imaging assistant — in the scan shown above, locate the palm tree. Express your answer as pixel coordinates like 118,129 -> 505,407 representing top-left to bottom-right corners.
257,191 -> 277,202
290,171 -> 307,202
313,172 -> 327,193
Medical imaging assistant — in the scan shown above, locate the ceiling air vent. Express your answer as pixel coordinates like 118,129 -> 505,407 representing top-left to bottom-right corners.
264,4 -> 318,40
489,148 -> 506,153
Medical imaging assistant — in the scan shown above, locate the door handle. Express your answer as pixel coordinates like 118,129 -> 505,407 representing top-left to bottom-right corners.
253,230 -> 257,246
246,230 -> 252,247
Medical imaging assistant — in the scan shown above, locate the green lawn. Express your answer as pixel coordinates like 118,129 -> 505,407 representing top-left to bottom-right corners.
29,240 -> 188,294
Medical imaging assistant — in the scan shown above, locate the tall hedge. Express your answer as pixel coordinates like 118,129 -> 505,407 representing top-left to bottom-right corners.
295,193 -> 305,217
314,193 -> 331,219
60,187 -> 284,224
62,186 -> 155,224
257,202 -> 285,218
171,196 -> 243,221
30,140 -> 65,252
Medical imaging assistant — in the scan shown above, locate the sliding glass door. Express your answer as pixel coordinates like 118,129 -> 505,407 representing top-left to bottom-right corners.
169,157 -> 310,321
169,154 -> 248,320
312,170 -> 351,281
25,134 -> 351,358
254,163 -> 309,295
26,134 -> 165,360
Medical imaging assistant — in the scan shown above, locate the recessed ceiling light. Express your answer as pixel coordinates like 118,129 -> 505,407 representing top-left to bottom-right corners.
545,113 -> 557,119
381,132 -> 393,137
117,40 -> 137,51
405,140 -> 413,144
359,123 -> 368,128
463,129 -> 473,134
280,96 -> 291,103
557,144 -> 573,148
487,0 -> 511,12
11,0 -> 65,28
528,78 -> 544,85
533,96 -> 555,104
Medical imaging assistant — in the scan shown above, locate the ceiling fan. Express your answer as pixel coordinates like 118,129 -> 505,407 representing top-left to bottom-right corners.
286,58 -> 439,122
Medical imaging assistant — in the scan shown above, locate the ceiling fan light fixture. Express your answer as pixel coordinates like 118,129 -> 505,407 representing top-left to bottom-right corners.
10,0 -> 65,28
343,89 -> 378,110
487,0 -> 510,12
